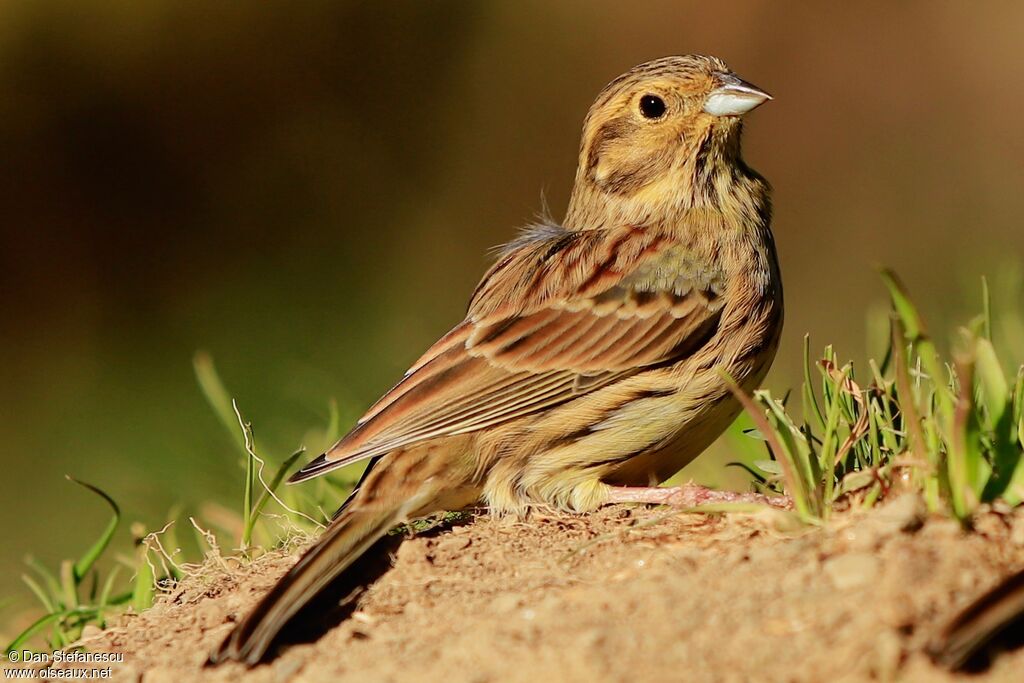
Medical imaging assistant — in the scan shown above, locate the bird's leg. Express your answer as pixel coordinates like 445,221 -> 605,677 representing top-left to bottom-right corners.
606,484 -> 791,509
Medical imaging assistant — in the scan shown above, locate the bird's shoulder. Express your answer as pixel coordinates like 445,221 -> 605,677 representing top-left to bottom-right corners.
467,222 -> 723,321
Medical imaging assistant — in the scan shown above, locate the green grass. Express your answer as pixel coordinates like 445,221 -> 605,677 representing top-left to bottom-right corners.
3,477 -> 138,653
6,269 -> 1024,656
730,270 -> 1024,525
4,356 -> 355,658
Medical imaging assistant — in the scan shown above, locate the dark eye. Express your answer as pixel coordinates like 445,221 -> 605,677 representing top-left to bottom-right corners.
639,94 -> 666,119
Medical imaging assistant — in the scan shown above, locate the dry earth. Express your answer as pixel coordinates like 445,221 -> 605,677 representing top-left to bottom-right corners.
31,496 -> 1024,682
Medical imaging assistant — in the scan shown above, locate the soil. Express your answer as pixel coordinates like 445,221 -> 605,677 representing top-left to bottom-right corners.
37,496 -> 1024,682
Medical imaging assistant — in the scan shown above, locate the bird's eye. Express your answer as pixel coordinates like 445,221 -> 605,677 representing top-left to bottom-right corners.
639,94 -> 666,119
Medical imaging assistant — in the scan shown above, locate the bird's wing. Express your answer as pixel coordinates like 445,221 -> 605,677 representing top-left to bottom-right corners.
290,224 -> 726,482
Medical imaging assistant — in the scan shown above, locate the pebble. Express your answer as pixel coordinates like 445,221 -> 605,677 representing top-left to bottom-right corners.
138,665 -> 178,683
823,553 -> 880,590
79,624 -> 103,641
194,596 -> 226,629
489,593 -> 523,613
1012,519 -> 1024,546
877,494 -> 926,534
272,657 -> 304,683
395,540 -> 429,565
575,627 -> 605,651
434,535 -> 472,554
873,629 -> 905,681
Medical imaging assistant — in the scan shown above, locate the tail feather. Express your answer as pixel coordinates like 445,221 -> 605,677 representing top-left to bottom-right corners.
211,504 -> 401,666
212,436 -> 478,666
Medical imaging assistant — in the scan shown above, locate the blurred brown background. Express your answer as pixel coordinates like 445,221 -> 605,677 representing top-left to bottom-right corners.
2,1 -> 1023,613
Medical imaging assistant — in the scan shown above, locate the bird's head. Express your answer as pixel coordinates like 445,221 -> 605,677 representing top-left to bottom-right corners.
567,55 -> 771,227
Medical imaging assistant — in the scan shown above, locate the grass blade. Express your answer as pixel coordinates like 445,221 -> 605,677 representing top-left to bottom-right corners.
246,447 -> 305,541
982,276 -> 992,341
131,546 -> 155,613
975,339 -> 1009,427
5,611 -> 80,656
723,373 -> 815,520
230,401 -> 258,549
193,351 -> 246,453
65,476 -> 120,582
881,269 -> 954,426
949,358 -> 979,519
802,335 -> 826,433
20,574 -> 55,614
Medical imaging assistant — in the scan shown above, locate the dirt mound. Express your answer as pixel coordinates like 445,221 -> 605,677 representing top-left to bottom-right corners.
54,498 -> 1024,682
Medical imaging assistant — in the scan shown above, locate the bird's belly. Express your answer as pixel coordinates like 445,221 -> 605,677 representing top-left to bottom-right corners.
604,339 -> 778,486
603,392 -> 743,486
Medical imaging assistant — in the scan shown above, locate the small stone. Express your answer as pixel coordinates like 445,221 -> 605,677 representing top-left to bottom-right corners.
273,657 -> 304,683
351,610 -> 376,625
873,629 -> 905,681
877,494 -> 926,534
536,595 -> 563,615
823,553 -> 880,590
489,593 -> 523,613
1012,521 -> 1024,546
576,627 -> 605,651
780,558 -> 817,593
957,571 -> 981,591
990,499 -> 1013,515
79,624 -> 103,641
195,596 -> 226,629
434,535 -> 471,554
927,519 -> 964,538
140,666 -> 178,683
396,539 -> 429,564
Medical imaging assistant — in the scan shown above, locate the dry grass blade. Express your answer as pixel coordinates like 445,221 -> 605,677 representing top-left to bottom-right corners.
820,359 -> 869,467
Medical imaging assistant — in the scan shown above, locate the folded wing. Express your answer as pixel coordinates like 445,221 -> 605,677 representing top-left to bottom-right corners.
290,224 -> 725,482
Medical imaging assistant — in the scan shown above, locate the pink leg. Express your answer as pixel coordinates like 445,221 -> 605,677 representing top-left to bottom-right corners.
606,484 -> 791,509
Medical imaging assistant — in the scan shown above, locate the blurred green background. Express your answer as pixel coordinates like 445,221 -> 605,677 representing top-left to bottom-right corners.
3,1 -> 1024,622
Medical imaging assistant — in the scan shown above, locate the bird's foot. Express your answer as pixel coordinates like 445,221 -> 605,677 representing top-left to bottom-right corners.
606,484 -> 791,510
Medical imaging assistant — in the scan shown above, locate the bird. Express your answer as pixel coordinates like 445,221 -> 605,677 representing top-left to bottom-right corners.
212,54 -> 783,666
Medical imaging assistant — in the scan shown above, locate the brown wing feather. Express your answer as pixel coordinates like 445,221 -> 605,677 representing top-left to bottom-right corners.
289,225 -> 724,482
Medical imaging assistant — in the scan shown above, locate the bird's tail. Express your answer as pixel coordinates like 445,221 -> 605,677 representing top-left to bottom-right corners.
210,501 -> 401,665
210,439 -> 478,666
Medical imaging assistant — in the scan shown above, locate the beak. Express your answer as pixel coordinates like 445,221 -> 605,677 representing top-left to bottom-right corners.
703,74 -> 772,117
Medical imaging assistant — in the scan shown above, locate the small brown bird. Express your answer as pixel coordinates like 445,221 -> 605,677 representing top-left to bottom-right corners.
214,54 -> 783,665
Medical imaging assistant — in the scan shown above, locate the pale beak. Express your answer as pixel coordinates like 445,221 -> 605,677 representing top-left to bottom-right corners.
703,74 -> 772,117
